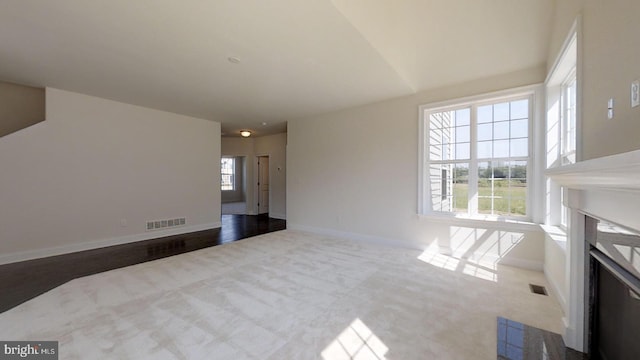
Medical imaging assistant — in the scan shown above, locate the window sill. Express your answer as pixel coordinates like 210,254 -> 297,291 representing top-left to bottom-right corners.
418,212 -> 541,232
540,224 -> 568,251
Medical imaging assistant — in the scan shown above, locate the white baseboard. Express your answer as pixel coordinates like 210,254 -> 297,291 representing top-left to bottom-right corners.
563,324 -> 584,352
289,223 -> 544,271
454,251 -> 543,271
269,212 -> 286,220
498,256 -> 544,271
544,265 -> 568,313
0,221 -> 222,265
288,223 -> 418,250
561,317 -> 585,352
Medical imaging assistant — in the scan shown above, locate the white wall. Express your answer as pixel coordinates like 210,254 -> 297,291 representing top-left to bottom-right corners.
547,0 -> 640,277
0,81 -> 45,138
548,0 -> 640,160
543,230 -> 568,313
287,67 -> 546,269
544,1 -> 640,349
222,133 -> 287,219
0,88 -> 221,264
221,137 -> 255,157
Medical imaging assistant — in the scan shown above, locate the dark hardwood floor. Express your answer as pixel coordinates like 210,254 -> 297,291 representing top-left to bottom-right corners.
0,214 -> 285,313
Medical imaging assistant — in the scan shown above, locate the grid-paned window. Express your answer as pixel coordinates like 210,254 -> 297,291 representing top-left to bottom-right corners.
545,27 -> 577,229
221,157 -> 235,191
428,108 -> 470,212
561,71 -> 577,165
559,70 -> 576,227
422,94 -> 532,218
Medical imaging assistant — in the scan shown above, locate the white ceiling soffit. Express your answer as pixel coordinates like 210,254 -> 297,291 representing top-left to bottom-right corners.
0,1 -> 555,133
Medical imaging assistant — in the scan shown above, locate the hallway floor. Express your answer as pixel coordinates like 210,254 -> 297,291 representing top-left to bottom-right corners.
221,202 -> 246,215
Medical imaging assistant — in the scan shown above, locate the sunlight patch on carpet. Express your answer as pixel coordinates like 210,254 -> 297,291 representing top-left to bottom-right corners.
321,318 -> 388,359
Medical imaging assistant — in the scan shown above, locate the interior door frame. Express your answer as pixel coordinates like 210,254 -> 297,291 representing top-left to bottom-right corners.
254,154 -> 270,215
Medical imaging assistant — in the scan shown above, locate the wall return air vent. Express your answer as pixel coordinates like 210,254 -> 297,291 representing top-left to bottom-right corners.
146,217 -> 186,231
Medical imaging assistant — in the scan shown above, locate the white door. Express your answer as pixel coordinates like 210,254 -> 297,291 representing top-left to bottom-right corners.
258,156 -> 269,214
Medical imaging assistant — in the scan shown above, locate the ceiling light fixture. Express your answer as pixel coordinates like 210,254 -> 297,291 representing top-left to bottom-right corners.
228,57 -> 241,64
240,130 -> 251,138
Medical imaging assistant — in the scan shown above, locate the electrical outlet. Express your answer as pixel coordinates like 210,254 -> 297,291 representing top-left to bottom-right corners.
632,80 -> 640,108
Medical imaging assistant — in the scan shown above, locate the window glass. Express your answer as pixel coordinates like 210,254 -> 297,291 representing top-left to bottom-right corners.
423,95 -> 530,218
221,157 -> 235,191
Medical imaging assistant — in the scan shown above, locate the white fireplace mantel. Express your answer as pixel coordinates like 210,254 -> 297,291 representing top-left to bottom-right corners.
547,149 -> 640,233
545,149 -> 640,352
546,149 -> 640,194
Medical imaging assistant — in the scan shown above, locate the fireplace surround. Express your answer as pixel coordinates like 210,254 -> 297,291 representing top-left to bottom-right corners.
547,149 -> 640,356
585,216 -> 640,359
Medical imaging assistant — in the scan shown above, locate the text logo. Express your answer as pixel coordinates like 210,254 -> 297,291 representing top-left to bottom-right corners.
0,342 -> 57,360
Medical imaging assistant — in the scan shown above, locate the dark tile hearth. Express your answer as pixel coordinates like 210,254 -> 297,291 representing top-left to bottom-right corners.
497,317 -> 587,360
0,214 -> 285,313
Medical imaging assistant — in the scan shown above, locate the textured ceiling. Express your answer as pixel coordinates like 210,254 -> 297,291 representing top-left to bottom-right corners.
0,0 -> 555,137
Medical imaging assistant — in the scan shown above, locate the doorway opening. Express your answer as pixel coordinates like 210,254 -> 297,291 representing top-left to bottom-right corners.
221,156 -> 247,215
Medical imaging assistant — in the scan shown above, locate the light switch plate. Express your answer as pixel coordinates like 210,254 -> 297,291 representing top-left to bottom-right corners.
632,80 -> 640,108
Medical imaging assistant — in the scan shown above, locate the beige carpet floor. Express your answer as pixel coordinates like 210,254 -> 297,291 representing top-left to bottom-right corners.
0,230 -> 563,359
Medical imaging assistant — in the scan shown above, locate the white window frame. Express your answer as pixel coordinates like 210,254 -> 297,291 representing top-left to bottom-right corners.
418,86 -> 540,222
560,69 -> 577,166
559,71 -> 576,229
545,25 -> 579,229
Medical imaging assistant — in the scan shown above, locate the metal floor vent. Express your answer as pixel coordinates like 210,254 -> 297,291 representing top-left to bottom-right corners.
147,239 -> 186,257
529,284 -> 548,296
